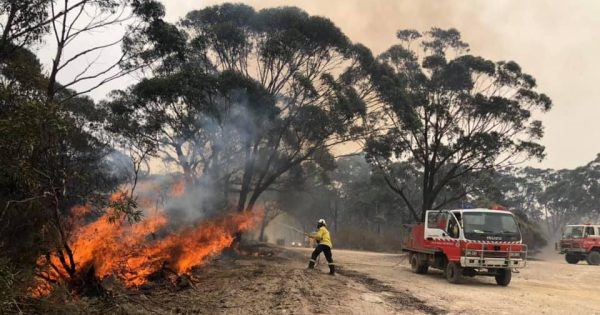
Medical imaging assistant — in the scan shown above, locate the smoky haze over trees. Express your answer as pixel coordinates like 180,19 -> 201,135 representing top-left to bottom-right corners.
0,1 -> 598,312
109,4 -> 365,220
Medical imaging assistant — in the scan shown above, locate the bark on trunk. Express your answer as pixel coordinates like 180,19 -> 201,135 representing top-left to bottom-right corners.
236,141 -> 256,213
333,198 -> 338,233
258,217 -> 268,242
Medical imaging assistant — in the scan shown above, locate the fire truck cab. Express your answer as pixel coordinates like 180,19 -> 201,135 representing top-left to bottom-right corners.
557,224 -> 600,265
402,209 -> 527,286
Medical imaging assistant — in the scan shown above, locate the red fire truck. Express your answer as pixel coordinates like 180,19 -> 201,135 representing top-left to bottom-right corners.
402,208 -> 527,286
557,224 -> 600,265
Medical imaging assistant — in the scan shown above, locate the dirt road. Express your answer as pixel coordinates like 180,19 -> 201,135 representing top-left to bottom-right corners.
110,245 -> 438,315
109,245 -> 598,314
290,247 -> 600,315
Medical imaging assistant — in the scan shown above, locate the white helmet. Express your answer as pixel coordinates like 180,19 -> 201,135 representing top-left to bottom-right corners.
318,219 -> 327,226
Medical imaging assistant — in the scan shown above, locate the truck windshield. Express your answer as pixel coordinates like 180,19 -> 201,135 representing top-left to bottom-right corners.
563,226 -> 584,239
462,212 -> 520,241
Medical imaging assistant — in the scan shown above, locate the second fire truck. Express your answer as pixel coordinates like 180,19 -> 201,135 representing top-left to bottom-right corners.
557,224 -> 600,265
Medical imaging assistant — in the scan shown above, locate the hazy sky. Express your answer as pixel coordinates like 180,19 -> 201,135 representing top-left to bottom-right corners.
41,0 -> 600,170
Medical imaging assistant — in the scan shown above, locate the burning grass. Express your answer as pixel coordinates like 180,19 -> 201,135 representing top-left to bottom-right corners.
31,182 -> 262,297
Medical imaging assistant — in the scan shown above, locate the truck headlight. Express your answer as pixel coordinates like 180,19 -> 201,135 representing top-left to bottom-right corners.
509,252 -> 521,258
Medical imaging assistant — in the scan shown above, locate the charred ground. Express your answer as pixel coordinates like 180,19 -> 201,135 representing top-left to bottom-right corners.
28,244 -> 440,315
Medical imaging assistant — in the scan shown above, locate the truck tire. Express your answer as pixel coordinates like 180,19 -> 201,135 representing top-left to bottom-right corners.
410,253 -> 429,274
445,262 -> 462,284
586,251 -> 600,265
565,254 -> 580,264
495,269 -> 512,286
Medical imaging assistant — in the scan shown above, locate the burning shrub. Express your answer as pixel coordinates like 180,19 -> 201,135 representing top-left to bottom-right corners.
106,191 -> 142,224
32,189 -> 262,297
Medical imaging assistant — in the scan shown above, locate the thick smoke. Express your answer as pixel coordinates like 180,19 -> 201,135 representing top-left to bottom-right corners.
103,149 -> 135,182
101,93 -> 271,229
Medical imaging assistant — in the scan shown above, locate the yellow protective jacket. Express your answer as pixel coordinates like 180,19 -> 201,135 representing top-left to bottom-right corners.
309,226 -> 332,248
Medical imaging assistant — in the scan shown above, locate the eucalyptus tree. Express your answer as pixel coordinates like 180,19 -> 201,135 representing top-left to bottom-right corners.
539,155 -> 600,236
114,4 -> 366,215
358,28 -> 551,221
0,0 -> 52,58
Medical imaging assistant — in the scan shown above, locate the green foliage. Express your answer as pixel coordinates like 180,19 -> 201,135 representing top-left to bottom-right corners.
470,156 -> 600,240
1,27 -> 123,311
107,193 -> 142,224
536,155 -> 600,234
122,0 -> 184,70
0,0 -> 51,55
0,82 -> 117,264
131,0 -> 165,19
114,3 -> 365,217
360,28 -> 552,221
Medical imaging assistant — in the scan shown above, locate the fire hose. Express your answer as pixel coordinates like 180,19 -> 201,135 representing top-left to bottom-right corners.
279,223 -> 410,268
279,223 -> 308,236
278,223 -> 323,265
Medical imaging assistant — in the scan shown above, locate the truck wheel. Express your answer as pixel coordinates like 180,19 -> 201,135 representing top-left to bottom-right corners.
410,253 -> 429,274
586,251 -> 600,265
445,262 -> 462,284
495,269 -> 512,286
565,254 -> 580,264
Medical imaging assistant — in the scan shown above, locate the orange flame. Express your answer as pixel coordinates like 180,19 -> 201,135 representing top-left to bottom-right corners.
32,182 -> 262,295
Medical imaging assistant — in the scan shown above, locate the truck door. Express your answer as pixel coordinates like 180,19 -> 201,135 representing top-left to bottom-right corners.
425,211 -> 449,239
585,226 -> 595,238
446,214 -> 460,239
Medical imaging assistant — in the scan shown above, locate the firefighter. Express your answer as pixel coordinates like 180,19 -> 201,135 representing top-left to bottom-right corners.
307,219 -> 335,275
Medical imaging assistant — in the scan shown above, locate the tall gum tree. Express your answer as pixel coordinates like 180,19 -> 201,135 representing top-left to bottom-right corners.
112,4 -> 367,217
182,5 -> 366,214
359,28 -> 552,222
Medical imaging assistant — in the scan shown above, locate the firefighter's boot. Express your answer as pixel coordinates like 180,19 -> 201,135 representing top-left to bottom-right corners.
308,260 -> 315,269
328,264 -> 335,275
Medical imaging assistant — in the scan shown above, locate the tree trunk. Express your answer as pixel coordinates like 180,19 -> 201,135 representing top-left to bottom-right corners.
236,141 -> 256,213
47,42 -> 64,100
421,190 -> 435,222
0,4 -> 17,59
333,198 -> 338,233
223,174 -> 231,207
258,217 -> 268,242
381,174 -> 420,222
174,144 -> 194,186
